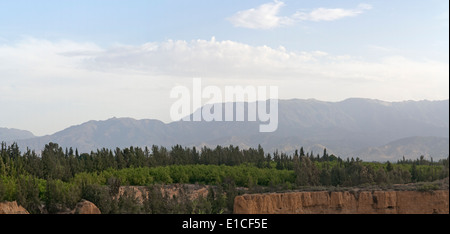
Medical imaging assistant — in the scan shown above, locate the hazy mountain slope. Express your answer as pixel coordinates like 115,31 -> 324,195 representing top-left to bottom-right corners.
13,98 -> 449,160
169,98 -> 449,154
15,118 -> 172,152
0,128 -> 35,142
350,136 -> 449,161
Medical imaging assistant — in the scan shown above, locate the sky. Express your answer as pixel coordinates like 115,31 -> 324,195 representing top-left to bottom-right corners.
0,0 -> 449,136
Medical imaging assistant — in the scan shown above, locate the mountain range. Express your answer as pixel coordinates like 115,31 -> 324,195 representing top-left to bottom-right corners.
1,98 -> 448,161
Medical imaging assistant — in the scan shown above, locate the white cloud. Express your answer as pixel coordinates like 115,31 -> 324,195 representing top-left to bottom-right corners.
228,1 -> 372,29
227,0 -> 292,29
0,38 -> 448,135
85,38 -> 448,89
1,37 -> 448,95
294,4 -> 372,21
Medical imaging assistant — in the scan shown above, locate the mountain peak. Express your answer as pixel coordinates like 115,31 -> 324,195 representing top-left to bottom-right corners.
0,127 -> 35,142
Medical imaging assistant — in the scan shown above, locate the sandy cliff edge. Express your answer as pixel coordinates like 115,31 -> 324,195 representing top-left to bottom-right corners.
234,190 -> 449,214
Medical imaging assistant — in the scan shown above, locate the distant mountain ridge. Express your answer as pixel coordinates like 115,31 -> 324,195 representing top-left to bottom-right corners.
4,98 -> 449,161
349,136 -> 449,161
0,128 -> 35,142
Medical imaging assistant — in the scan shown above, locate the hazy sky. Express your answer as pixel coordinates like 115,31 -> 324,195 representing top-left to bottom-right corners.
0,0 -> 449,136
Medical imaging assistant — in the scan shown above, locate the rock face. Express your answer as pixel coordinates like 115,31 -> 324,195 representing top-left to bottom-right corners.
0,201 -> 29,214
73,200 -> 101,214
234,190 -> 449,214
117,184 -> 210,203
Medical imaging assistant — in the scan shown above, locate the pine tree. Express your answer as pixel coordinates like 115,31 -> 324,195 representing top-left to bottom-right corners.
386,161 -> 393,172
411,163 -> 419,182
322,148 -> 328,161
0,158 -> 5,176
299,147 -> 305,157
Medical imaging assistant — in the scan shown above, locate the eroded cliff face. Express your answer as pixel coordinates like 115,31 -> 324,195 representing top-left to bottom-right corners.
73,200 -> 101,214
0,200 -> 102,214
0,201 -> 29,214
234,190 -> 449,214
116,184 -> 210,203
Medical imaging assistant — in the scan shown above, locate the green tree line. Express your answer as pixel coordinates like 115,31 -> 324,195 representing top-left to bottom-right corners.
0,142 -> 448,213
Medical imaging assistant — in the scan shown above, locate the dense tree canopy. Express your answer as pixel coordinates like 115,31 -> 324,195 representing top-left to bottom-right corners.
0,142 -> 448,214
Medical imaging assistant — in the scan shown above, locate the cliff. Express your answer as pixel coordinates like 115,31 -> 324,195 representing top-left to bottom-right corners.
234,190 -> 449,214
116,184 -> 210,203
0,200 -> 101,214
73,200 -> 101,214
0,201 -> 29,214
